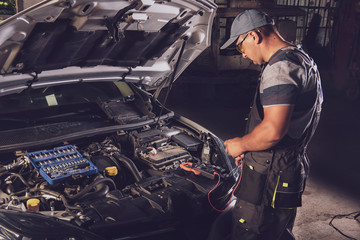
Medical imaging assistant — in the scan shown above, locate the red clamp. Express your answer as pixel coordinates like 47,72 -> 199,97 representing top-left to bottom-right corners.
180,162 -> 200,175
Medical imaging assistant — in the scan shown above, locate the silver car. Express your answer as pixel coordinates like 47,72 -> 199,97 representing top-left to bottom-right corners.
0,0 -> 237,239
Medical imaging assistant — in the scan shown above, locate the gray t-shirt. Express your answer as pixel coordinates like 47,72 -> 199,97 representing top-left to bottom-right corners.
260,45 -> 322,140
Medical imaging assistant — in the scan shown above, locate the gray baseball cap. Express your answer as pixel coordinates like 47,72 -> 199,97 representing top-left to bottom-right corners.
220,9 -> 274,50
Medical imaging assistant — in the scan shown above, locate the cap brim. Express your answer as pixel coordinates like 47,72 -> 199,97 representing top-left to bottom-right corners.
220,36 -> 238,50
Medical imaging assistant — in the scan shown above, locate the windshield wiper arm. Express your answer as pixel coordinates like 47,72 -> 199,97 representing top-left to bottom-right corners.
34,111 -> 103,122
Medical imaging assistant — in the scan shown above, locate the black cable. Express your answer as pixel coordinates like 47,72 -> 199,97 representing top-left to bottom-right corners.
329,210 -> 360,240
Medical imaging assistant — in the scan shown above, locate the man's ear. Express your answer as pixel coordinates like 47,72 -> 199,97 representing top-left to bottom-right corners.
252,31 -> 262,44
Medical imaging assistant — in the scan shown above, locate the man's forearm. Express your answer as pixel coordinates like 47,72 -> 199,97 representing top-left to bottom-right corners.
225,105 -> 293,158
224,122 -> 281,158
239,120 -> 283,152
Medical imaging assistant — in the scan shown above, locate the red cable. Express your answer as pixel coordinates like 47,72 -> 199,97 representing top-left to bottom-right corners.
208,160 -> 244,212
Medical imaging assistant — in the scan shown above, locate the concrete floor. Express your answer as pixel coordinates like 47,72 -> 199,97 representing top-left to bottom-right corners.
166,69 -> 360,240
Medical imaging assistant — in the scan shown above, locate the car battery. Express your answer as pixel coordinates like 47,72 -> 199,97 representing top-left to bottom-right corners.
137,145 -> 192,170
27,145 -> 98,185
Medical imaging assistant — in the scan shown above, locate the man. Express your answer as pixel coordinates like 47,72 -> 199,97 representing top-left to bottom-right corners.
220,9 -> 323,239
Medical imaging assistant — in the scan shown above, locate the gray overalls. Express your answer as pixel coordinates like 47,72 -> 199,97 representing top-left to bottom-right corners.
231,48 -> 323,240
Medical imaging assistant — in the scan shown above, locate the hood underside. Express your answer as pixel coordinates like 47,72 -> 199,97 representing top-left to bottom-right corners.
0,0 -> 216,91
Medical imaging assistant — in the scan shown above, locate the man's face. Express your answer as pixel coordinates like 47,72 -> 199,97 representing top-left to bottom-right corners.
235,32 -> 249,54
236,30 -> 262,65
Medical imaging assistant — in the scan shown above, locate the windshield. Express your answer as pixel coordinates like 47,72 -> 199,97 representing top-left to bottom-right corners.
0,81 -> 135,130
0,82 -> 134,113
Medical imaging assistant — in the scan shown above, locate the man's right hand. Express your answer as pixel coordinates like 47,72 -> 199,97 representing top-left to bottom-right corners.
235,154 -> 244,166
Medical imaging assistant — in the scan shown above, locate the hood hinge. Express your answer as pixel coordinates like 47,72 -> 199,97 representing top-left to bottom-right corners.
105,1 -> 139,42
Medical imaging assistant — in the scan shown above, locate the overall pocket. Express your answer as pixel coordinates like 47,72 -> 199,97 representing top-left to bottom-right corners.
233,150 -> 274,234
270,156 -> 306,209
232,198 -> 265,234
235,151 -> 273,205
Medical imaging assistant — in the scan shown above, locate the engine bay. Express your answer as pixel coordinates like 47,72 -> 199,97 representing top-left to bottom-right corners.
0,123 -> 233,238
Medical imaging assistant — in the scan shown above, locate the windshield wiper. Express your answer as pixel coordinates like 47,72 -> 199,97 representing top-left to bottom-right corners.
34,111 -> 104,123
0,117 -> 29,123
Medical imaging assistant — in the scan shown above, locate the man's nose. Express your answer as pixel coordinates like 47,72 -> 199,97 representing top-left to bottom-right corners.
242,53 -> 247,58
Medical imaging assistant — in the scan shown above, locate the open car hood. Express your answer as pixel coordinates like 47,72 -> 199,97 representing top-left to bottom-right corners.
0,0 -> 216,92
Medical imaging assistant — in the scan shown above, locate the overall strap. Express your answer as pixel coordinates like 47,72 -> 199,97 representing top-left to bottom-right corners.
244,64 -> 266,135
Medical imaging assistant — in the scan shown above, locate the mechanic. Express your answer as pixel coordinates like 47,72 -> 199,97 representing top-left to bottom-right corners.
220,9 -> 323,239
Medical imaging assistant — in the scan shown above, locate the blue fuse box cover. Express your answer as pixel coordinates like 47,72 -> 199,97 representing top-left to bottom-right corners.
27,145 -> 98,185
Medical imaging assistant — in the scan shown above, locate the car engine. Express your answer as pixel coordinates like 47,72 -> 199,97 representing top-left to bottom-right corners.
0,123 -> 232,237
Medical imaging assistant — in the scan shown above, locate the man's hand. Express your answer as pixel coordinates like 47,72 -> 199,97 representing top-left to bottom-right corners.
224,137 -> 245,166
234,154 -> 244,166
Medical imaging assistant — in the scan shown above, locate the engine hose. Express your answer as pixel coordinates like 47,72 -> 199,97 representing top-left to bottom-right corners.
77,184 -> 110,201
9,173 -> 31,188
0,159 -> 24,174
60,195 -> 82,211
40,189 -> 82,211
145,169 -> 164,177
66,177 -> 116,200
0,197 -> 11,205
112,152 -> 142,182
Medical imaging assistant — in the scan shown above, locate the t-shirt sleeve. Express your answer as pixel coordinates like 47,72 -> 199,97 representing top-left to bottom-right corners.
260,61 -> 304,108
